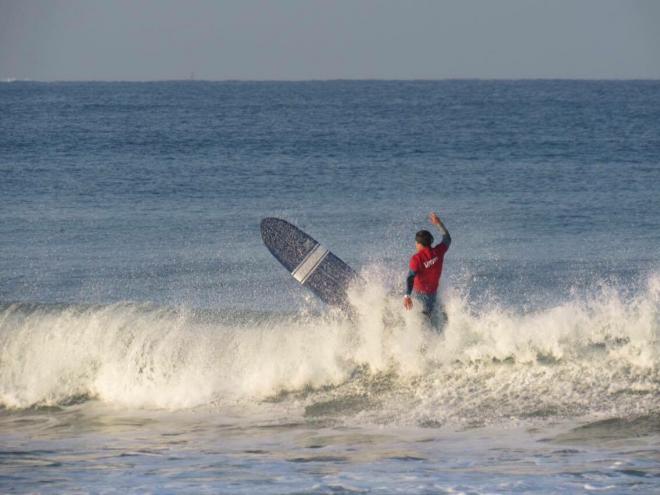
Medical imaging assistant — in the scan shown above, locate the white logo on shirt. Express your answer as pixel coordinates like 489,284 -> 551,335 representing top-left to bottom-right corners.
423,257 -> 438,269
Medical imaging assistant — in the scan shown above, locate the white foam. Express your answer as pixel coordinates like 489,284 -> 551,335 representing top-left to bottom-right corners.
0,272 -> 657,426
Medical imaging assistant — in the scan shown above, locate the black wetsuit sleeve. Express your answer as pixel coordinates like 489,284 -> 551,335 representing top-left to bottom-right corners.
433,220 -> 451,250
406,270 -> 416,296
441,232 -> 451,249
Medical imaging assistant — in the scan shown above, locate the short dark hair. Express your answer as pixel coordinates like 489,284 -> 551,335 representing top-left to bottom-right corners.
415,230 -> 434,247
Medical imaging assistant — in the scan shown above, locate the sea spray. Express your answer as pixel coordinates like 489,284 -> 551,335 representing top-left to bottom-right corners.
0,274 -> 657,426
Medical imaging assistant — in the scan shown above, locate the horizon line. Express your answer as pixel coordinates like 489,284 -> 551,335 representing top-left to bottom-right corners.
3,77 -> 660,83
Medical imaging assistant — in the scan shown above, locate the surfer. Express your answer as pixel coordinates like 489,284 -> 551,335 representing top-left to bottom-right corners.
403,212 -> 451,319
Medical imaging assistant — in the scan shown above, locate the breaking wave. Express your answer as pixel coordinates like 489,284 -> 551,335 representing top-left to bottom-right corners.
0,272 -> 658,427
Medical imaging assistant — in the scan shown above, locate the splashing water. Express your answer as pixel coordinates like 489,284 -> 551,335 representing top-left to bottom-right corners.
1,271 -> 657,429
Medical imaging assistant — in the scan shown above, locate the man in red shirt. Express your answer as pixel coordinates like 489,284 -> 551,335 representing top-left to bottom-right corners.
403,212 -> 451,319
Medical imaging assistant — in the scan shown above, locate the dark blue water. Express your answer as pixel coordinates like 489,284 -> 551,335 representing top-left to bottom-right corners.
2,81 -> 658,309
1,81 -> 659,493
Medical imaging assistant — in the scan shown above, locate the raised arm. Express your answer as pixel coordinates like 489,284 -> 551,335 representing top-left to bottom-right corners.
429,212 -> 451,248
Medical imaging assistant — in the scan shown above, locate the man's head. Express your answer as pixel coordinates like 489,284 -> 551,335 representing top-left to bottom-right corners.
415,230 -> 434,251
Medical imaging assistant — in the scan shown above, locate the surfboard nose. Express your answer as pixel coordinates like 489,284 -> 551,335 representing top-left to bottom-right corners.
260,217 -> 285,243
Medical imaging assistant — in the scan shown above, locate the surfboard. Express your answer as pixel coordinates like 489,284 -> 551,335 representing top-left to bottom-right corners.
261,217 -> 358,308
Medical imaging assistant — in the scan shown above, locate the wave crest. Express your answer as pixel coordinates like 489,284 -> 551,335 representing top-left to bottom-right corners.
0,273 -> 658,426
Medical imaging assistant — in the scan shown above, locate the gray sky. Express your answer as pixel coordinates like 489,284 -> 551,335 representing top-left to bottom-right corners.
1,0 -> 659,80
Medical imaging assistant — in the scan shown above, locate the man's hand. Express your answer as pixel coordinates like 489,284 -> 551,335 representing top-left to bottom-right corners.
429,211 -> 449,238
403,295 -> 413,310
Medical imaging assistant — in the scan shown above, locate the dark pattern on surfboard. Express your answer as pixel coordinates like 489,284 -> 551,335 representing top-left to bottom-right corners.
261,217 -> 358,308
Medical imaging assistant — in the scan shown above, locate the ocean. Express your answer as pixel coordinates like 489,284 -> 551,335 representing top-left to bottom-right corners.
1,80 -> 658,493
